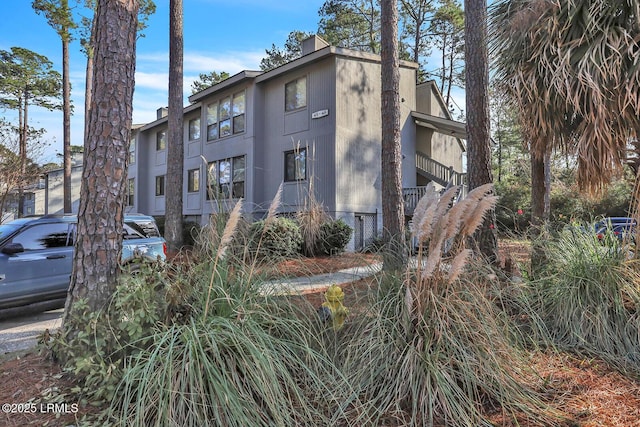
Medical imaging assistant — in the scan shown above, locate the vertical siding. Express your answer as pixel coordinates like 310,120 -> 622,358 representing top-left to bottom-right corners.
255,58 -> 337,215
334,57 -> 418,215
334,57 -> 381,217
399,67 -> 418,188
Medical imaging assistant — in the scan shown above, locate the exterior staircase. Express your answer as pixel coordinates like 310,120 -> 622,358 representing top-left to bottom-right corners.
403,152 -> 467,215
415,151 -> 466,188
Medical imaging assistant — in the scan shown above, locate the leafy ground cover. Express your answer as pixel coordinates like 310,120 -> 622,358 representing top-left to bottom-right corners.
1,242 -> 640,426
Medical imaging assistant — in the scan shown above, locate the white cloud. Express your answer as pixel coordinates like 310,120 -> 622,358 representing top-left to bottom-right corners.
135,71 -> 170,91
184,50 -> 264,73
131,48 -> 267,123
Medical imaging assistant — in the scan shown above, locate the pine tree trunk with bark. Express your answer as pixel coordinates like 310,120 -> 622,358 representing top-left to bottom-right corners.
464,0 -> 498,262
63,0 -> 138,327
164,0 -> 184,254
381,0 -> 406,270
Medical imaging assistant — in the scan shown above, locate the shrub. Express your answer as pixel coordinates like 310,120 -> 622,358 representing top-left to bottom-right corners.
249,217 -> 302,260
114,305 -> 344,427
495,179 -> 531,233
48,262 -> 169,405
533,227 -> 640,372
313,219 -> 352,255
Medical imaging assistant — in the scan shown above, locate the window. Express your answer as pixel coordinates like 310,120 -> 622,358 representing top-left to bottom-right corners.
156,130 -> 166,150
155,175 -> 165,196
188,168 -> 200,192
13,223 -> 72,250
219,97 -> 231,138
219,159 -> 231,197
129,137 -> 136,163
206,102 -> 219,140
207,155 -> 245,199
127,178 -> 135,206
285,76 -> 307,111
232,92 -> 245,134
189,118 -> 201,141
232,156 -> 246,198
206,90 -> 246,141
285,148 -> 306,181
206,161 -> 217,198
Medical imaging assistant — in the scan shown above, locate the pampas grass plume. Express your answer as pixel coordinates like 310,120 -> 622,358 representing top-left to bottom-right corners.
266,182 -> 283,225
448,249 -> 472,283
461,195 -> 498,237
410,186 -> 439,237
215,198 -> 243,260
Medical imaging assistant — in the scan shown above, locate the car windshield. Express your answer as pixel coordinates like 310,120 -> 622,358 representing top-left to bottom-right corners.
0,223 -> 21,244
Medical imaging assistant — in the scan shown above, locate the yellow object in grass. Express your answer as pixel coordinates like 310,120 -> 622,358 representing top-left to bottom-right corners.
320,285 -> 348,330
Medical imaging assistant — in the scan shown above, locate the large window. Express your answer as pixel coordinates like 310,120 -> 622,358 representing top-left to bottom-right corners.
285,76 -> 307,111
284,148 -> 306,181
207,155 -> 245,199
155,175 -> 165,196
156,130 -> 166,151
188,168 -> 200,192
127,178 -> 135,206
206,90 -> 246,141
189,118 -> 201,141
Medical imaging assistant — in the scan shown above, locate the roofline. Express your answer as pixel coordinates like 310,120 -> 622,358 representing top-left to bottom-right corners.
137,45 -> 418,132
188,70 -> 262,103
138,102 -> 201,132
417,80 -> 455,121
411,111 -> 467,151
255,45 -> 418,84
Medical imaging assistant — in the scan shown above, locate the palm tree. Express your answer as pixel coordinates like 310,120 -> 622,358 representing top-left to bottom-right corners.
490,0 -> 640,224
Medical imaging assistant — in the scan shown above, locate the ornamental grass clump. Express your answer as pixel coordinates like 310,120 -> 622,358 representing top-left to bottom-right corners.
340,184 -> 560,426
108,195 -> 355,427
113,310 -> 345,427
533,227 -> 640,373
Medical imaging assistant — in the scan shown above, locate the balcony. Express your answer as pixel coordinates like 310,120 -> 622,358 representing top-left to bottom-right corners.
403,153 -> 467,216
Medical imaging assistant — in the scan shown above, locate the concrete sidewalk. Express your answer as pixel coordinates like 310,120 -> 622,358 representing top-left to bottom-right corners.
261,263 -> 382,295
0,263 -> 383,355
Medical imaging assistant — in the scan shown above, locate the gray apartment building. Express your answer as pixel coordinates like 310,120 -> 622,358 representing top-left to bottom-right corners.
50,36 -> 466,251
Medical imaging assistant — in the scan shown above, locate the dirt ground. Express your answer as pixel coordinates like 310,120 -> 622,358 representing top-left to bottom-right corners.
2,243 -> 640,426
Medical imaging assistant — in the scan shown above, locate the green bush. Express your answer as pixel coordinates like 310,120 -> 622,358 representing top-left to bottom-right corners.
533,228 -> 640,372
49,263 -> 169,405
495,173 -> 633,234
315,219 -> 353,255
495,179 -> 531,233
249,217 -> 302,259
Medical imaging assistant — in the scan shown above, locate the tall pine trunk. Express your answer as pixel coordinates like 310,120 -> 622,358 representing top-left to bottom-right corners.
381,0 -> 406,270
63,26 -> 72,213
464,0 -> 498,262
164,0 -> 184,254
63,0 -> 138,327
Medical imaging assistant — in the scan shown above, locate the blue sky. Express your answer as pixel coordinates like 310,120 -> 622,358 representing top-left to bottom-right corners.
1,0 -> 326,163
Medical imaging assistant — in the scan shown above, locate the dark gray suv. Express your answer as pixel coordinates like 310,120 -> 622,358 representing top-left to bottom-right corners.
0,214 -> 166,314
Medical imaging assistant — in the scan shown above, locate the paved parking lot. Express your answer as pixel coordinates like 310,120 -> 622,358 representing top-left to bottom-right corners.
0,309 -> 62,355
